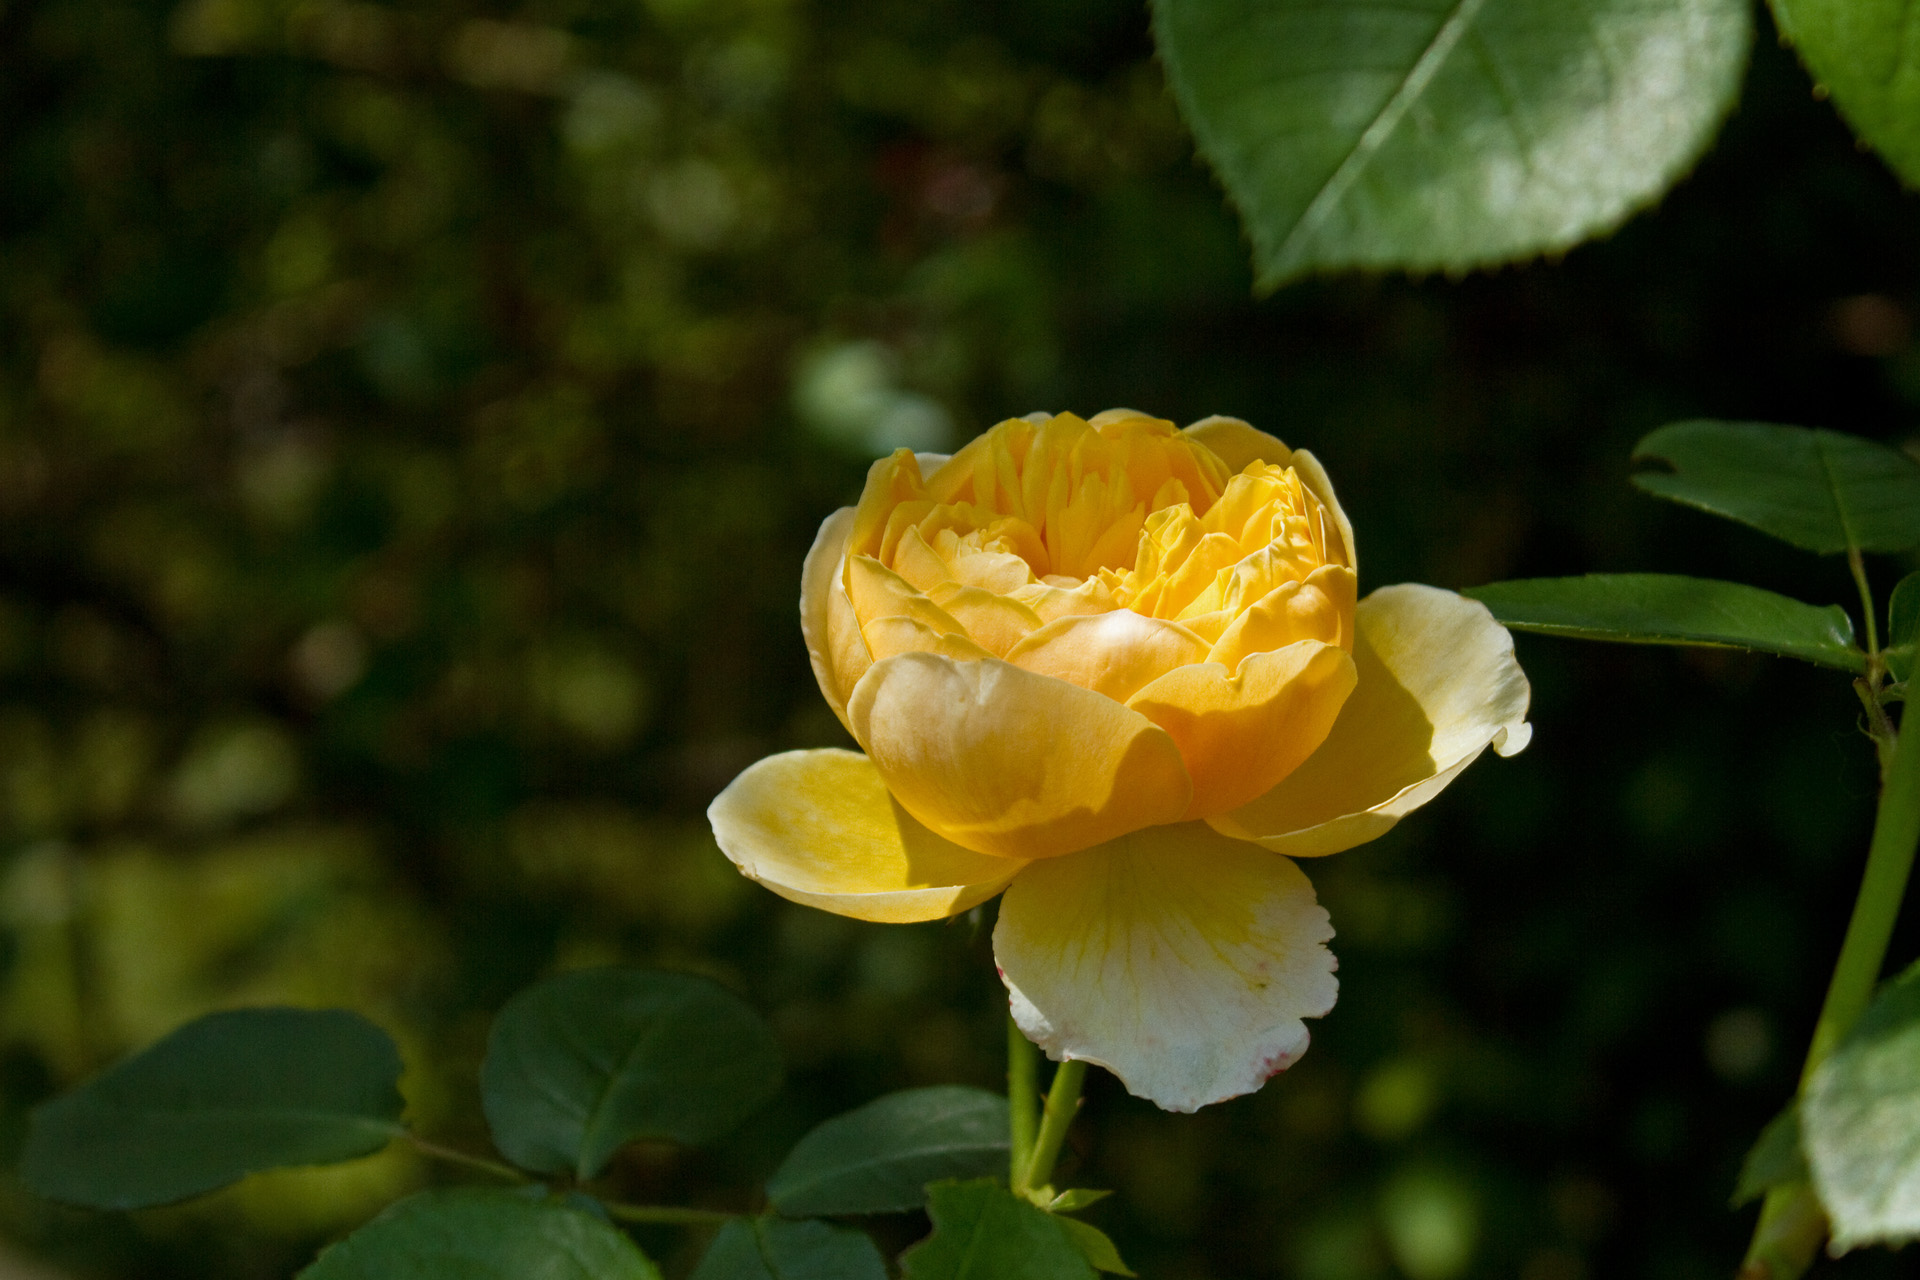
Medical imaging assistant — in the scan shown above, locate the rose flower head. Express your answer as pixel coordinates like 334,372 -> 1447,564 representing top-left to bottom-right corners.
710,410 -> 1531,1112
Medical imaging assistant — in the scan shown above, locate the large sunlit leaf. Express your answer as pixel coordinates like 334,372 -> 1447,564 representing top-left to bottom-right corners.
765,1087 -> 1009,1217
1804,961 -> 1920,1249
1149,0 -> 1751,290
689,1217 -> 888,1280
1462,574 -> 1864,672
1731,1102 -> 1808,1208
1632,421 -> 1920,555
300,1189 -> 662,1280
901,1180 -> 1095,1280
20,1008 -> 404,1210
481,968 -> 782,1180
1769,0 -> 1920,189
1888,571 -> 1918,685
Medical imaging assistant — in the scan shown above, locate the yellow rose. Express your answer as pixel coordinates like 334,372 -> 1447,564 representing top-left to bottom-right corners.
710,411 -> 1531,1111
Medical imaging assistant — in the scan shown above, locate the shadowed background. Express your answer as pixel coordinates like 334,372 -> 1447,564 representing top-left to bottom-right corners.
0,0 -> 1916,1276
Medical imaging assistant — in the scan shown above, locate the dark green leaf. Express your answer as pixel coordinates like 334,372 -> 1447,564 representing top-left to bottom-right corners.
1731,1102 -> 1808,1207
1150,0 -> 1751,290
19,1008 -> 403,1210
1804,960 -> 1920,1249
1632,421 -> 1920,555
901,1180 -> 1095,1280
1769,0 -> 1920,189
1887,571 -> 1918,685
1054,1217 -> 1134,1276
1462,575 -> 1863,672
481,968 -> 781,1180
765,1086 -> 1009,1217
690,1217 -> 887,1280
300,1188 -> 661,1279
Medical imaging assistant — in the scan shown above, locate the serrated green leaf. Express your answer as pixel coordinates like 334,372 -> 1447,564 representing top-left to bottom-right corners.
1462,574 -> 1863,672
1150,0 -> 1751,290
481,968 -> 781,1180
765,1087 -> 1009,1217
1887,571 -> 1918,684
1805,960 -> 1920,1250
1769,0 -> 1920,189
902,1180 -> 1095,1280
1731,1102 -> 1808,1208
300,1188 -> 661,1279
1053,1217 -> 1134,1276
690,1217 -> 887,1280
1631,421 -> 1920,556
19,1008 -> 403,1210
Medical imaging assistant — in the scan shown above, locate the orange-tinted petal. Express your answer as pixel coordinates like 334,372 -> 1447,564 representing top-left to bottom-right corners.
1003,610 -> 1211,702
1182,416 -> 1356,574
1126,640 -> 1356,820
1210,584 -> 1532,857
846,653 -> 1192,858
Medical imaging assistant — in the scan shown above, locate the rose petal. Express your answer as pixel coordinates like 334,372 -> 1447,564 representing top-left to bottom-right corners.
1003,610 -> 1211,702
927,582 -> 1045,657
1126,640 -> 1357,820
1182,416 -> 1356,574
995,823 -> 1338,1113
799,508 -> 868,730
847,652 -> 1192,858
1210,583 -> 1532,857
1206,565 -> 1358,673
708,749 -> 1023,922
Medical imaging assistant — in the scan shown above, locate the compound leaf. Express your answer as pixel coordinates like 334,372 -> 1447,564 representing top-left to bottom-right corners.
1151,0 -> 1751,289
20,1007 -> 404,1210
481,968 -> 781,1180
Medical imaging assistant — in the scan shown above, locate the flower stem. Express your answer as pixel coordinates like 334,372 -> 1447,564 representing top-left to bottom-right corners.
1742,700 -> 1918,1279
406,1134 -> 529,1184
1019,1059 -> 1086,1196
1008,1016 -> 1039,1188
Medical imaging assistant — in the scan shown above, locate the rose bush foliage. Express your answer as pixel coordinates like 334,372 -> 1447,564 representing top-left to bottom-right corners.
711,412 -> 1531,1111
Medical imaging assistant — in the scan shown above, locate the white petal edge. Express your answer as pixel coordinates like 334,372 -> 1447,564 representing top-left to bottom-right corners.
995,824 -> 1338,1113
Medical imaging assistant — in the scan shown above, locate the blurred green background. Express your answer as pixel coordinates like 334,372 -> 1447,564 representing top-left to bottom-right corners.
1,0 -> 1917,1276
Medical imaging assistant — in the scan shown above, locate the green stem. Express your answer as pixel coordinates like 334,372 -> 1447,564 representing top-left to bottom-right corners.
1743,702 -> 1919,1279
407,1134 -> 530,1184
1019,1059 -> 1086,1196
602,1202 -> 738,1227
1008,1017 -> 1038,1188
1849,548 -> 1882,659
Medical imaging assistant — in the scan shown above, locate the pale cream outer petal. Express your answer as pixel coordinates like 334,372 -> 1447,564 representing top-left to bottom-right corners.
799,508 -> 869,732
708,749 -> 1024,923
1182,416 -> 1357,575
995,823 -> 1337,1113
1209,583 -> 1532,857
846,652 -> 1193,859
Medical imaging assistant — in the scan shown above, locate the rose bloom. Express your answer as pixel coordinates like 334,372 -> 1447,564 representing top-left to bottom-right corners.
710,410 -> 1530,1111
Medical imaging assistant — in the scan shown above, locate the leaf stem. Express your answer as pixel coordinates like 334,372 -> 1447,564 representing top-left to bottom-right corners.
406,1134 -> 529,1184
1848,547 -> 1881,659
602,1202 -> 738,1226
1019,1058 -> 1086,1196
1008,1016 -> 1038,1188
1743,700 -> 1918,1278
